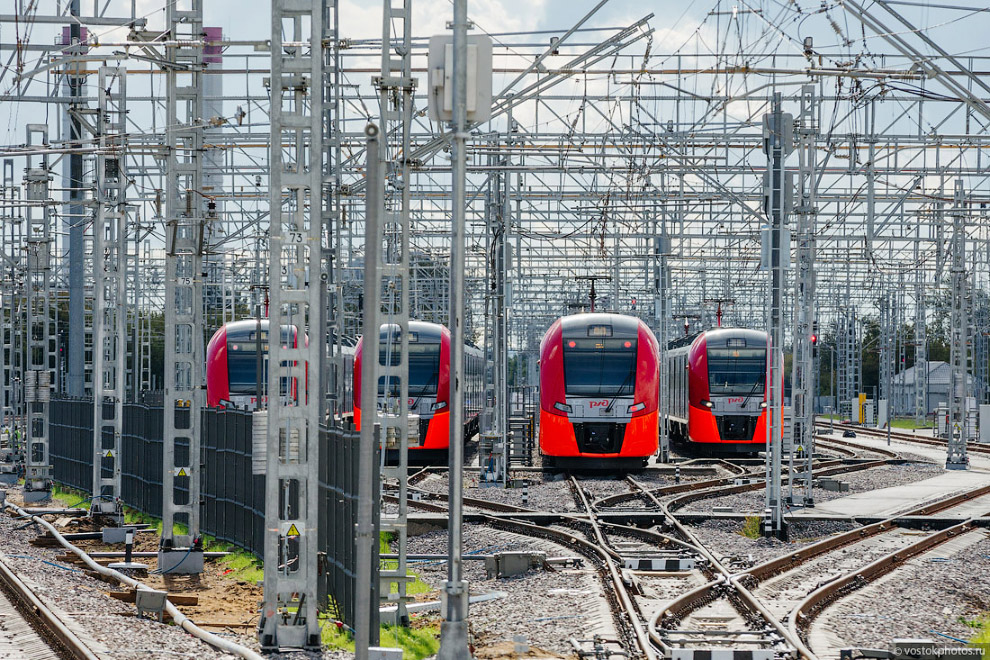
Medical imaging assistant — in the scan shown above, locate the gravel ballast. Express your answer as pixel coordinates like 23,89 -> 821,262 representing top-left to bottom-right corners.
682,462 -> 944,514
816,531 -> 990,652
401,522 -> 616,654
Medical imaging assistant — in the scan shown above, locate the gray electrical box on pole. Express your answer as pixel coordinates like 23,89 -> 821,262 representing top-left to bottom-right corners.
427,34 -> 493,124
761,93 -> 793,538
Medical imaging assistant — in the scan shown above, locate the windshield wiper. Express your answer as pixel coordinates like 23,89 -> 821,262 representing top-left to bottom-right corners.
741,374 -> 766,407
410,370 -> 439,409
605,368 -> 636,413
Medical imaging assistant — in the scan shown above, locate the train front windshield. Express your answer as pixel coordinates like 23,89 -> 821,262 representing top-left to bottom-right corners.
563,338 -> 638,397
377,340 -> 441,397
707,347 -> 766,396
227,325 -> 294,395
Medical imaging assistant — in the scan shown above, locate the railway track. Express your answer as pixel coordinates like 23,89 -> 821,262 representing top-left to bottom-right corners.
816,419 -> 990,457
0,552 -> 98,660
396,443 -> 982,659
641,480 -> 990,659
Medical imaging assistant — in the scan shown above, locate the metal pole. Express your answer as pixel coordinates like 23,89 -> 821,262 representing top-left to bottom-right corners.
946,179 -> 969,469
355,123 -> 382,660
438,0 -> 471,656
763,92 -> 790,538
66,0 -> 86,398
830,348 -> 835,436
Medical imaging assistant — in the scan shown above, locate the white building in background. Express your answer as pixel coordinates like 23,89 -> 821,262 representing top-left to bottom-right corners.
892,360 -> 976,415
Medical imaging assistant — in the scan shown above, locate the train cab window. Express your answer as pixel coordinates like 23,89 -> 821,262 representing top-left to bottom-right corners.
563,338 -> 637,397
408,342 -> 440,396
227,345 -> 266,394
707,347 -> 766,396
377,341 -> 440,397
227,325 -> 294,395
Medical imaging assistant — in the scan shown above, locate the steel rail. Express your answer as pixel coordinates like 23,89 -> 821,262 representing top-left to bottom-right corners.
740,482 -> 990,584
387,485 -> 654,658
663,459 -> 891,514
3,501 -> 264,660
820,421 -> 990,456
593,454 -> 868,510
570,476 -> 658,660
626,476 -> 803,657
787,515 -> 989,660
0,552 -> 99,660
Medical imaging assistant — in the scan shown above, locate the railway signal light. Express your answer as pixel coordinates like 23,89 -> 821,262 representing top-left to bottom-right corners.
631,297 -> 636,310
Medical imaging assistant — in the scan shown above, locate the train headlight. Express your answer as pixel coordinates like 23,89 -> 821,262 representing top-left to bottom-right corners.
553,401 -> 573,414
627,402 -> 646,413
431,401 -> 448,411
760,402 -> 768,409
700,399 -> 714,409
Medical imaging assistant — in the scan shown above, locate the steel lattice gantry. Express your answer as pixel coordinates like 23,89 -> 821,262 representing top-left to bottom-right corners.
376,0 -> 415,625
260,0 -> 326,649
22,125 -> 54,503
91,67 -> 127,517
946,180 -> 970,470
159,0 -> 207,573
788,84 -> 818,507
1,159 -> 22,430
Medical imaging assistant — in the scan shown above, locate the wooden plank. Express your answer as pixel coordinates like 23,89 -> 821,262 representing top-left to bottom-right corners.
106,590 -> 199,606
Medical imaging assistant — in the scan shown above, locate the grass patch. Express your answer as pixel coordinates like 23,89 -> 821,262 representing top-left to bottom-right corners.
890,417 -> 935,429
322,619 -> 440,660
50,482 -> 263,583
740,516 -> 762,539
969,615 -> 990,657
49,484 -> 429,641
380,531 -> 435,596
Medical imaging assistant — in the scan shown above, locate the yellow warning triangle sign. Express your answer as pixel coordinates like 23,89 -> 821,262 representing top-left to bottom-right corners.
286,524 -> 300,537
177,468 -> 188,477
105,450 -> 113,458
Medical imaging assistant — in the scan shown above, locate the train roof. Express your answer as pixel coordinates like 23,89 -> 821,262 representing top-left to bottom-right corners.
377,320 -> 444,343
558,313 -> 641,339
214,319 -> 357,346
667,327 -> 768,351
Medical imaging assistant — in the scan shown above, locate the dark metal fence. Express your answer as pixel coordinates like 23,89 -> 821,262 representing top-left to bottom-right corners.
48,398 -> 375,628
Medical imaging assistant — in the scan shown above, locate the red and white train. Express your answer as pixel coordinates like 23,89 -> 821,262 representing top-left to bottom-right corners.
666,328 -> 769,454
353,321 -> 484,459
539,313 -> 660,469
206,319 -> 300,409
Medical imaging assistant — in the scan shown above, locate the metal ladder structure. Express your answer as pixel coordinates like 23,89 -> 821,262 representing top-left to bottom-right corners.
376,0 -> 415,625
22,125 -> 54,503
1,159 -> 21,429
837,303 -> 860,420
91,67 -> 128,517
260,0 -> 326,649
788,83 -> 818,506
946,179 -> 969,469
879,282 -> 893,423
482,123 -> 511,482
913,227 -> 928,423
159,0 -> 206,573
139,239 -> 153,393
